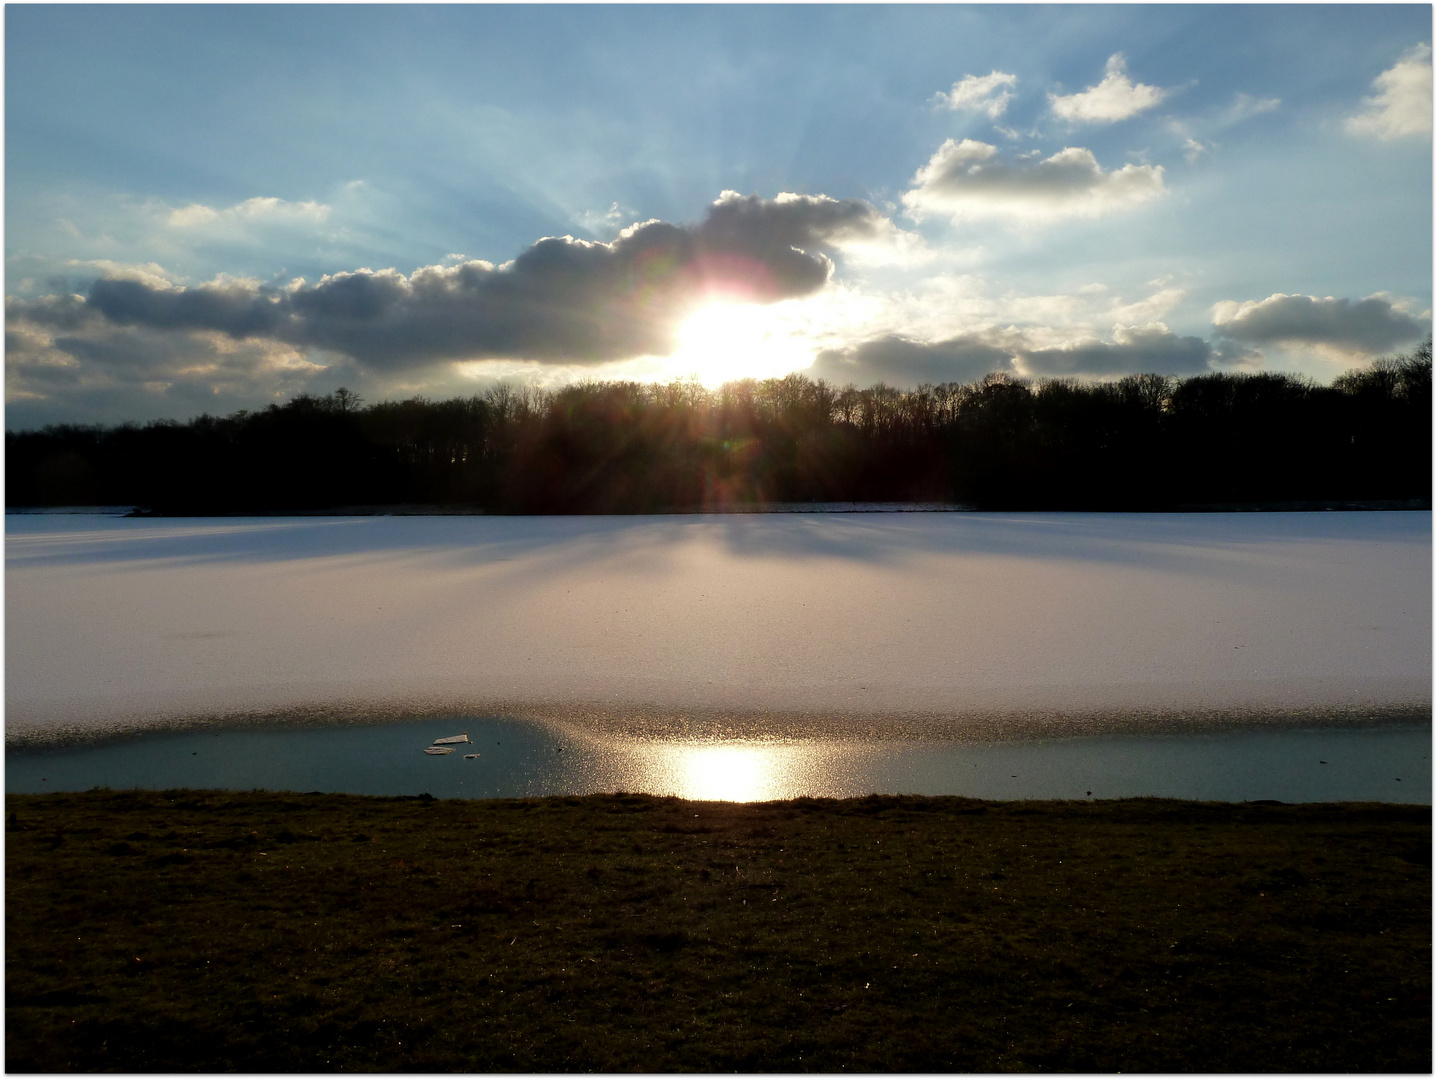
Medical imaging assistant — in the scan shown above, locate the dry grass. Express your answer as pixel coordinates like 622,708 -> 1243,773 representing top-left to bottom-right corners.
6,789 -> 1430,1072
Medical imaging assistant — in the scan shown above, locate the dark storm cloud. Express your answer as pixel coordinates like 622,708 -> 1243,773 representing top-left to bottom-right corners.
697,190 -> 883,291
810,334 -> 1015,388
1018,326 -> 1213,376
75,192 -> 886,370
1211,293 -> 1429,353
88,276 -> 287,338
5,292 -> 98,332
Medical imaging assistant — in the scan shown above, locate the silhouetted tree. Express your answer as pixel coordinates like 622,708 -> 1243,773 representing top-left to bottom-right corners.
7,344 -> 1430,513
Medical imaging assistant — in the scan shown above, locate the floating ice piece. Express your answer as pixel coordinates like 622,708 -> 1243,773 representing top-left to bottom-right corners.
432,733 -> 469,745
424,746 -> 455,756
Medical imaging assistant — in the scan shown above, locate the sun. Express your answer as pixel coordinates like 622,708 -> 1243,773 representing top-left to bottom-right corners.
664,300 -> 816,386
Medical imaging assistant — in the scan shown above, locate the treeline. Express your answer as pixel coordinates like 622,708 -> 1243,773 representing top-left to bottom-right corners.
7,345 -> 1431,513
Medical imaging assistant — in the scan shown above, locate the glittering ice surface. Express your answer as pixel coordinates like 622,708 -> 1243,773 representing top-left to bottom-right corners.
6,511 -> 1430,744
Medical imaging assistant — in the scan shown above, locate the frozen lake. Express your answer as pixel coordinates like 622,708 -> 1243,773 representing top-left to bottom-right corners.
5,511 -> 1430,801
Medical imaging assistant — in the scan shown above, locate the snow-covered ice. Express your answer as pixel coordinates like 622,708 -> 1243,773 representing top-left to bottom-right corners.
5,511 -> 1430,743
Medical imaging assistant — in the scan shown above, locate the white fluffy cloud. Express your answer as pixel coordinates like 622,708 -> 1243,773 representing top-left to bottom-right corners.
1345,43 -> 1432,140
902,139 -> 1166,224
59,259 -> 177,290
934,71 -> 1018,119
1049,54 -> 1170,124
1212,293 -> 1430,354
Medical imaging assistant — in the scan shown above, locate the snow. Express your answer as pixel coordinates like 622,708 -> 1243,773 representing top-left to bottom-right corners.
5,511 -> 1430,743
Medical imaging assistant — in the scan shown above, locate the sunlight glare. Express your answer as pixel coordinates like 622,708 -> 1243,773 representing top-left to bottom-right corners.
675,744 -> 780,801
619,741 -> 832,802
665,302 -> 816,385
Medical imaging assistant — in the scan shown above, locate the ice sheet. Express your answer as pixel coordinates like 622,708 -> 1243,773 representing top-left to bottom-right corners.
5,512 -> 1431,742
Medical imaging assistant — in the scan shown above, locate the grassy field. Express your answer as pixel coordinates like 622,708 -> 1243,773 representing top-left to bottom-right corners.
6,789 -> 1430,1072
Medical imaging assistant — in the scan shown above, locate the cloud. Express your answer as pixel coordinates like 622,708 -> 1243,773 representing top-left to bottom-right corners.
1016,324 -> 1213,377
1227,92 -> 1281,123
822,216 -> 935,269
1049,53 -> 1170,124
1208,339 -> 1266,370
801,271 -> 1195,359
809,317 -> 1220,387
1164,92 -> 1278,156
809,333 -> 1016,388
700,190 -> 885,280
902,139 -> 1166,223
934,71 -> 1018,119
65,191 -> 888,371
54,260 -> 177,290
574,201 -> 633,238
1104,287 -> 1187,325
1211,293 -> 1430,353
167,196 -> 330,229
1345,43 -> 1432,140
5,296 -> 327,428
5,292 -> 98,334
6,191 -> 348,304
86,273 -> 291,339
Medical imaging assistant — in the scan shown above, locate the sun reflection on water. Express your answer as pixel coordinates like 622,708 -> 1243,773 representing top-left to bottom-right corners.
676,745 -> 779,801
626,741 -> 838,802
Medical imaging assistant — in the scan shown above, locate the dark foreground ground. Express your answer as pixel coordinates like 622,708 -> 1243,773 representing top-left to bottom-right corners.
6,790 -> 1430,1072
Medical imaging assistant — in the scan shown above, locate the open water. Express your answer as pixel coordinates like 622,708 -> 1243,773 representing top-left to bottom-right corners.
6,717 -> 1429,803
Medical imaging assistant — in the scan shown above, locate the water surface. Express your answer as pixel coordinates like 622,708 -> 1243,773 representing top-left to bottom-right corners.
6,718 -> 1429,804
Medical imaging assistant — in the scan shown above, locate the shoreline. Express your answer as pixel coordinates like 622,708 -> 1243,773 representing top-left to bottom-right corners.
6,696 -> 1431,751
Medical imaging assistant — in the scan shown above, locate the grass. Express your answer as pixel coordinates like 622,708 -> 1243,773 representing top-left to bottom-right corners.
6,789 -> 1430,1072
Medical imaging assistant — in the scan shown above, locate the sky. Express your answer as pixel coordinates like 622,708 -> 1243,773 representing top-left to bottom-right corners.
5,4 -> 1432,428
